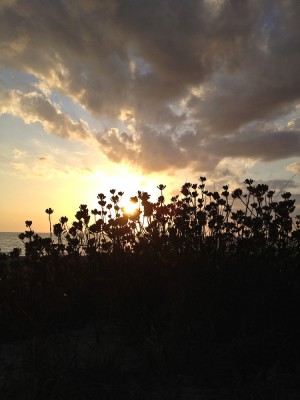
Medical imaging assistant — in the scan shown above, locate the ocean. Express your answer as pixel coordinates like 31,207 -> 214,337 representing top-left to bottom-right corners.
0,232 -> 49,255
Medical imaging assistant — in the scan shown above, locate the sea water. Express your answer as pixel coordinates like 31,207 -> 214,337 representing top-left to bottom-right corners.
0,232 -> 49,255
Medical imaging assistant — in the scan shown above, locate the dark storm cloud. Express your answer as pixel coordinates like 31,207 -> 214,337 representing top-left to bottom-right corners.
1,0 -> 300,171
98,124 -> 188,172
211,130 -> 300,161
176,127 -> 300,173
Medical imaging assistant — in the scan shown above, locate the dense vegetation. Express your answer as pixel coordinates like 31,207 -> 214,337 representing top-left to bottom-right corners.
1,178 -> 300,399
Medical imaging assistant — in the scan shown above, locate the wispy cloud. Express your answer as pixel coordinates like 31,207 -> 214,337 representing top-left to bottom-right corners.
0,142 -> 98,179
287,162 -> 300,174
13,148 -> 26,159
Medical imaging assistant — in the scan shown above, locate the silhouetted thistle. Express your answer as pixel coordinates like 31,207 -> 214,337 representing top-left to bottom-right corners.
45,208 -> 54,240
25,220 -> 32,228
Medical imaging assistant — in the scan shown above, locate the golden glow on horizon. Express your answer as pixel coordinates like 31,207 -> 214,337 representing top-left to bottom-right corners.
84,166 -> 161,219
0,157 -> 187,232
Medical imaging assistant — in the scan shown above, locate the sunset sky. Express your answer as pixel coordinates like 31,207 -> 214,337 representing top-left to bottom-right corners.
1,0 -> 300,232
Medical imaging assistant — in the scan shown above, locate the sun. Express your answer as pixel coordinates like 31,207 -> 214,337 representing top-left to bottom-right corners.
122,200 -> 139,215
86,165 -> 172,217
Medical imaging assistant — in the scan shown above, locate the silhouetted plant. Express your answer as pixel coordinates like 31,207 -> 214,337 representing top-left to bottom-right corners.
1,177 -> 300,399
11,178 -> 299,260
45,207 -> 54,241
0,248 -> 7,272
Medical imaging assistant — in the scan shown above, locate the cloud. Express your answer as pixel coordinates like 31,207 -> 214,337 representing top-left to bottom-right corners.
288,118 -> 300,130
13,148 -> 26,159
175,125 -> 300,173
261,179 -> 299,190
7,148 -> 98,179
0,0 -> 16,11
287,162 -> 300,174
210,129 -> 300,161
1,0 -> 300,172
0,89 -> 91,140
98,128 -> 138,164
99,121 -> 300,173
9,159 -> 96,179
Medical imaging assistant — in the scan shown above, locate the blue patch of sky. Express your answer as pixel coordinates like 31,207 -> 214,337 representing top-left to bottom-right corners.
257,4 -> 281,32
127,49 -> 153,77
49,90 -> 120,134
48,90 -> 119,133
0,68 -> 39,91
134,56 -> 152,76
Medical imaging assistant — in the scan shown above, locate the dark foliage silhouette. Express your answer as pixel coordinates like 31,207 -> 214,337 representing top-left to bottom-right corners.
13,178 -> 300,259
1,177 -> 300,399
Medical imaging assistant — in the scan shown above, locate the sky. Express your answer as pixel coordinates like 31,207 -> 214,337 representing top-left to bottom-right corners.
1,0 -> 300,232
